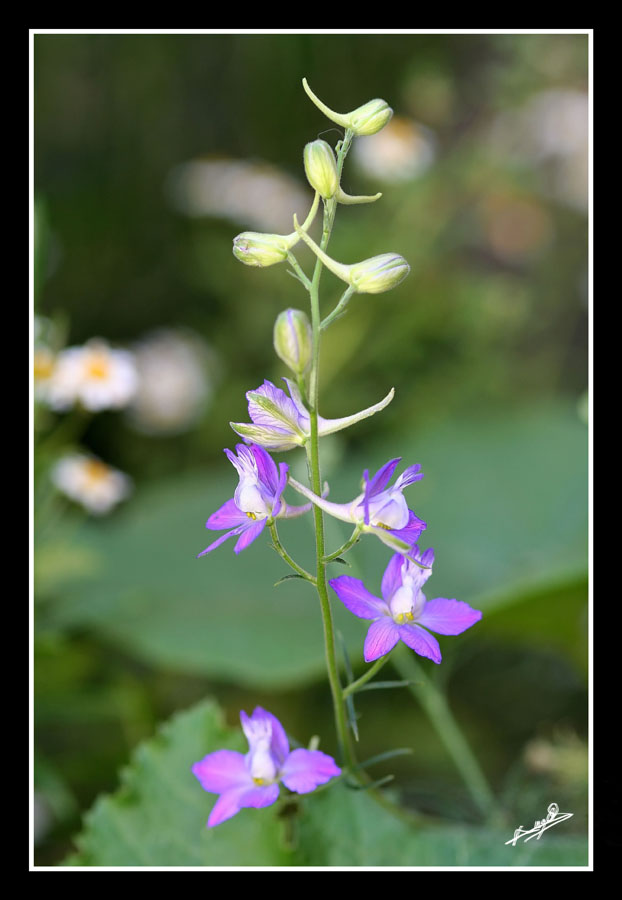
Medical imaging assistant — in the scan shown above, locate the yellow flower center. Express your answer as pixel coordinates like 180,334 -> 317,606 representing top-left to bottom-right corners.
85,352 -> 111,380
246,512 -> 257,520
83,459 -> 110,484
34,349 -> 55,380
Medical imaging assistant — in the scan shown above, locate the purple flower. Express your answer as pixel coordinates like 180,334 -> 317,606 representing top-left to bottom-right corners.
289,457 -> 427,554
230,378 -> 395,451
192,707 -> 341,827
329,546 -> 482,663
197,443 -> 310,556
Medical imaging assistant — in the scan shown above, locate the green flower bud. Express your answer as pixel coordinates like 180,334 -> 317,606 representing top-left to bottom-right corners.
302,78 -> 393,137
232,231 -> 292,267
293,214 -> 410,295
348,253 -> 410,294
304,140 -> 339,199
273,308 -> 313,374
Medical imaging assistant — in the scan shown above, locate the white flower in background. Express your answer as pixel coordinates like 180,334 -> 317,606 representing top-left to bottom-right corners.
47,338 -> 138,412
51,453 -> 132,515
127,328 -> 217,435
33,345 -> 57,404
166,157 -> 313,233
352,117 -> 436,183
488,89 -> 588,212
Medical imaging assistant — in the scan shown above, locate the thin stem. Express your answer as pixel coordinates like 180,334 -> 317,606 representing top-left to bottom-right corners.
286,252 -> 312,291
342,655 -> 390,699
323,525 -> 361,562
320,285 -> 356,331
269,522 -> 316,584
305,130 -> 358,773
394,648 -> 497,820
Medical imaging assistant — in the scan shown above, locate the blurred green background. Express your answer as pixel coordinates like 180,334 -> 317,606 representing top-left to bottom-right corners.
33,32 -> 589,865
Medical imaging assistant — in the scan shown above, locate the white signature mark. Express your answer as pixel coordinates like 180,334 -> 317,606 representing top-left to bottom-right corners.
505,802 -> 573,846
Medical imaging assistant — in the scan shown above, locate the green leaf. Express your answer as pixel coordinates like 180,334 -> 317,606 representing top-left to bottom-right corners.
296,784 -> 588,867
65,700 -> 587,867
66,700 -> 292,867
274,573 -> 306,587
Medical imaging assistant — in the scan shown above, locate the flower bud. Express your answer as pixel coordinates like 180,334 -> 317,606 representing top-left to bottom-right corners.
348,253 -> 410,294
273,308 -> 313,374
347,99 -> 393,136
302,78 -> 393,137
232,231 -> 291,267
304,140 -> 339,199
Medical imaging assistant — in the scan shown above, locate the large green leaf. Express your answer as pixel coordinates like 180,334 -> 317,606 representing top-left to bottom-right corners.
65,700 -> 588,867
46,402 -> 587,686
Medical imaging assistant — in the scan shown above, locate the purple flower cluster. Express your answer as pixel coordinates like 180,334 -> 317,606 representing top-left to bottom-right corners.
195,375 -> 482,825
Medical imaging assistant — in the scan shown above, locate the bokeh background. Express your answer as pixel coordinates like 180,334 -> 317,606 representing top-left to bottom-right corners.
33,32 -> 589,865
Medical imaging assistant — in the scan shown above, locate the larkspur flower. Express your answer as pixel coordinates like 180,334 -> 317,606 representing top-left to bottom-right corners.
289,456 -> 426,553
330,546 -> 482,664
230,378 -> 395,451
192,707 -> 341,827
198,443 -> 310,556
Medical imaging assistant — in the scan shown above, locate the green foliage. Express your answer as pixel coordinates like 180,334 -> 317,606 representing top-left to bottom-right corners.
66,699 -> 588,867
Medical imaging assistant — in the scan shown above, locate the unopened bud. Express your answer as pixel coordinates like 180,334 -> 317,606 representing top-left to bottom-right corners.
273,308 -> 313,374
232,231 -> 291,267
293,214 -> 410,295
304,140 -> 339,199
347,99 -> 393,136
302,78 -> 393,137
348,253 -> 410,294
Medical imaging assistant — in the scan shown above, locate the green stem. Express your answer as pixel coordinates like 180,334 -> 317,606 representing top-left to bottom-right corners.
305,130 -> 358,773
324,525 -> 361,562
342,655 -> 390,698
394,648 -> 497,820
320,285 -> 356,331
269,523 -> 316,584
286,252 -> 312,291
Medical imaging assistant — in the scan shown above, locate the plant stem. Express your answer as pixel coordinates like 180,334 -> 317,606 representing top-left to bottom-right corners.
394,648 -> 497,820
305,129 -> 358,773
323,525 -> 361,562
342,655 -> 390,698
269,522 -> 316,584
320,285 -> 355,331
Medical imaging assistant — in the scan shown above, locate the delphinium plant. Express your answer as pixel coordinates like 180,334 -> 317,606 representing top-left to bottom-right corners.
193,79 -> 482,830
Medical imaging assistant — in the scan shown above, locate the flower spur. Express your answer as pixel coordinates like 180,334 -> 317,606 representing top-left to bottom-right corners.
289,456 -> 427,553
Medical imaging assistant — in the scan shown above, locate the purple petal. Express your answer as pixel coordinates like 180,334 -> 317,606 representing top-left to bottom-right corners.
388,509 -> 427,546
329,576 -> 388,620
247,380 -> 303,430
207,788 -> 246,827
250,444 -> 280,495
398,623 -> 442,664
192,750 -> 250,794
417,598 -> 482,635
362,469 -> 371,525
197,526 -> 245,557
393,463 -> 423,489
241,707 -> 290,765
233,517 -> 267,553
368,458 -> 402,496
364,617 -> 401,662
238,782 -> 280,810
206,497 -> 247,530
280,748 -> 341,794
282,378 -> 311,424
381,553 -> 407,602
271,462 -> 289,518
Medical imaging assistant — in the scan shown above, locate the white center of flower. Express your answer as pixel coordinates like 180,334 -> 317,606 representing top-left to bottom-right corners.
248,737 -> 278,785
365,490 -> 409,530
389,584 -> 416,624
235,479 -> 270,518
